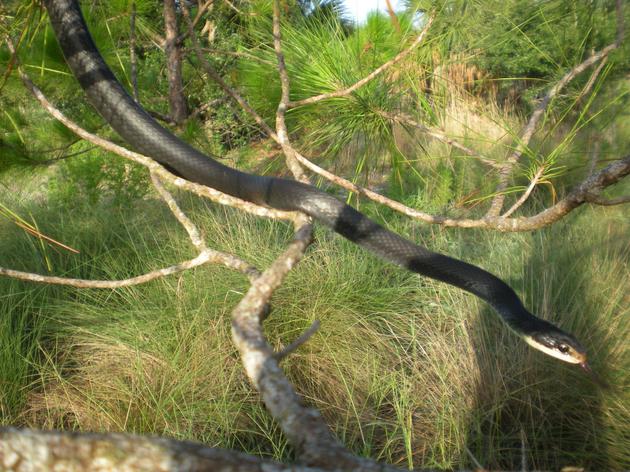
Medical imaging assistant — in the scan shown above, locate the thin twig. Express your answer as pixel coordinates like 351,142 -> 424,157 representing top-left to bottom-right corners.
192,46 -> 275,66
274,319 -> 321,360
0,249 -> 252,288
502,165 -> 546,218
272,0 -> 310,183
289,14 -> 435,108
576,56 -> 608,105
150,172 -> 206,251
486,2 -> 624,217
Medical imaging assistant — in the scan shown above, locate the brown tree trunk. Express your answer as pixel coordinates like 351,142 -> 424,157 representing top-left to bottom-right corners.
163,0 -> 188,124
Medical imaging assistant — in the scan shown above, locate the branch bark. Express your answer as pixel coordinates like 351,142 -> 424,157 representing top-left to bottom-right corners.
501,165 -> 546,218
0,428 -> 331,472
164,0 -> 188,123
129,2 -> 139,102
272,0 -> 310,183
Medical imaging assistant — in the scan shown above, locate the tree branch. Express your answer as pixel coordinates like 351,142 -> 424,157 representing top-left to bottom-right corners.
0,427 -> 331,472
288,15 -> 434,108
486,0 -> 625,216
274,319 -> 321,360
129,2 -> 139,102
229,223 -> 426,470
1,40 -> 274,286
272,0 -> 310,183
11,54 -> 297,224
0,250 -> 255,288
501,165 -> 546,218
150,172 -> 206,251
178,23 -> 630,232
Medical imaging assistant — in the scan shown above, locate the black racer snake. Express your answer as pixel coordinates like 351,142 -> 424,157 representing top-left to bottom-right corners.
43,0 -> 589,369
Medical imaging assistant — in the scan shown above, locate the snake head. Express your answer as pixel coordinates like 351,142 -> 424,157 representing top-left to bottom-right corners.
524,328 -> 611,388
523,328 -> 587,365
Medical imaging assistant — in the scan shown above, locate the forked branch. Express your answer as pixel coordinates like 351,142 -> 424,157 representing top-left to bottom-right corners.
486,0 -> 625,216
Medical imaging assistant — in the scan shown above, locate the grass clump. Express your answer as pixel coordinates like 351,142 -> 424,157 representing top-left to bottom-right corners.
0,189 -> 627,470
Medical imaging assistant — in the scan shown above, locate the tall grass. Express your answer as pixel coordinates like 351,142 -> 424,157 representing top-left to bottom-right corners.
0,189 -> 627,470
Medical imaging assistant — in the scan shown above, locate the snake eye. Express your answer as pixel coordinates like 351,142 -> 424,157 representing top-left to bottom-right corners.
558,344 -> 570,354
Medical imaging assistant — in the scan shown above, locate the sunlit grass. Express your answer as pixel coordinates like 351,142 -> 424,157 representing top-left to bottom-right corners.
0,190 -> 627,470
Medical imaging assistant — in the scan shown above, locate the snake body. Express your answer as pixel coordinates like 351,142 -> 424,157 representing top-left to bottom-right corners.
43,0 -> 586,365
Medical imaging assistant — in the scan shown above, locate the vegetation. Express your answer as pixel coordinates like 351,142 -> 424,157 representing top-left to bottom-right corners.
1,193 -> 628,470
1,0 -> 629,470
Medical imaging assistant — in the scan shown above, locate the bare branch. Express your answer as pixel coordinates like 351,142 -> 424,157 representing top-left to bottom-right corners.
150,172 -> 206,251
297,153 -> 630,231
576,56 -> 608,105
230,224 -> 420,470
274,319 -> 321,360
184,27 -> 629,232
10,53 -> 297,224
192,46 -> 276,66
0,249 -> 253,288
0,427 -> 330,472
164,0 -> 188,123
501,165 -> 546,218
148,108 -> 177,125
289,15 -> 435,108
1,41 -> 267,286
272,0 -> 310,183
486,4 -> 624,217
499,155 -> 630,231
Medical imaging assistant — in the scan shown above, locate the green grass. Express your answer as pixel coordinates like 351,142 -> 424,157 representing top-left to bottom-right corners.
0,189 -> 628,470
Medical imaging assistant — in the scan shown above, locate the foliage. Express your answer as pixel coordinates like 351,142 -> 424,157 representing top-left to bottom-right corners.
0,0 -> 257,203
238,8 -> 432,189
406,0 -> 629,102
0,194 -> 628,470
0,1 -> 629,471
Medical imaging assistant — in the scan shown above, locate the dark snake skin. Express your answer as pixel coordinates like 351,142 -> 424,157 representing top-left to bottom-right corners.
44,0 -> 578,344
